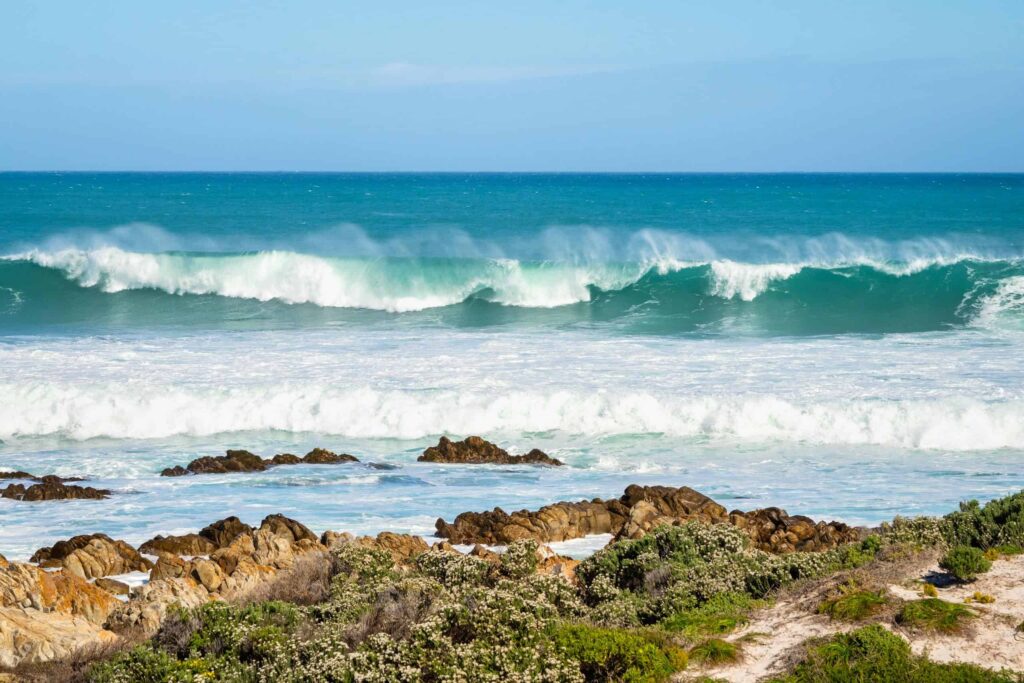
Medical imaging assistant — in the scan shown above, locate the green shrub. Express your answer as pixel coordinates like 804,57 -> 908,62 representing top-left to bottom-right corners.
414,550 -> 489,588
878,516 -> 948,549
500,539 -> 540,579
897,598 -> 976,633
771,624 -> 1019,682
550,623 -> 686,682
939,546 -> 992,582
661,592 -> 759,641
817,586 -> 888,622
688,638 -> 739,665
944,491 -> 1024,550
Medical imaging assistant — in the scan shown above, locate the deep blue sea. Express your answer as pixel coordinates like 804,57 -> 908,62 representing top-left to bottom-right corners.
2,173 -> 1023,559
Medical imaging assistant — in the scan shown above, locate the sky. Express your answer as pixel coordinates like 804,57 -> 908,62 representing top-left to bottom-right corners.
1,1 -> 1022,171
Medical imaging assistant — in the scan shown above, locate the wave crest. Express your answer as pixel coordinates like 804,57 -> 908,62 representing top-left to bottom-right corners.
1,382 -> 1021,451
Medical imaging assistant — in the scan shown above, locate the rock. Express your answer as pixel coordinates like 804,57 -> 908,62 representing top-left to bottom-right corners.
0,554 -> 6,569
469,544 -> 501,563
200,516 -> 254,548
536,545 -> 580,581
418,436 -> 564,466
107,576 -> 210,636
177,449 -> 268,475
356,532 -> 429,564
320,530 -> 354,548
1,481 -> 110,501
150,554 -> 189,582
303,447 -> 358,464
31,534 -> 153,579
435,484 -> 857,553
139,533 -> 217,557
161,447 -> 359,476
0,471 -> 36,480
0,561 -> 118,624
94,577 -> 130,595
190,558 -> 225,592
436,498 -> 620,545
210,533 -> 257,575
259,514 -> 318,544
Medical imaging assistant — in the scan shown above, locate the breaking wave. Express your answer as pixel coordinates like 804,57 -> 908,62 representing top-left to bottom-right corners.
1,382 -> 1022,451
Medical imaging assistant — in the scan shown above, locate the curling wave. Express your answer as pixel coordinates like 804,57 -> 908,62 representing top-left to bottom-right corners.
2,247 -> 1023,333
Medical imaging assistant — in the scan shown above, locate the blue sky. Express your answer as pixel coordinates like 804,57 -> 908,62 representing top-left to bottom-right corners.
1,1 -> 1022,171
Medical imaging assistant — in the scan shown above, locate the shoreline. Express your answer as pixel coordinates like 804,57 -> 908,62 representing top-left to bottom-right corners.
2,455 -> 1024,680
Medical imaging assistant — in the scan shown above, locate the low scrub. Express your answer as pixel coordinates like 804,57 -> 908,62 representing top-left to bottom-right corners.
549,623 -> 687,682
940,546 -> 992,582
817,585 -> 888,622
771,624 -> 1021,682
897,598 -> 976,633
689,638 -> 740,666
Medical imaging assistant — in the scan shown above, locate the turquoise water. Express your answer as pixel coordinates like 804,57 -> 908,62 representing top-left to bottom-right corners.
1,173 -> 1023,559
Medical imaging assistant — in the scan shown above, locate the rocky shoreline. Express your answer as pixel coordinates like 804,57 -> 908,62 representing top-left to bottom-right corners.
1,437 -> 1023,682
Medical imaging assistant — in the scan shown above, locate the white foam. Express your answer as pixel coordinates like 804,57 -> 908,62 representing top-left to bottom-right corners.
0,381 -> 1021,451
708,261 -> 803,301
972,276 -> 1024,329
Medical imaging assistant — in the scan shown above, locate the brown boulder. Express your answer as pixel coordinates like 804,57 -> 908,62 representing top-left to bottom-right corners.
160,465 -> 188,477
271,453 -> 302,465
139,533 -> 217,557
31,534 -> 153,579
94,577 -> 130,595
199,516 -> 254,548
355,532 -> 429,564
303,448 -> 358,464
1,481 -> 110,501
418,435 -> 563,466
259,514 -> 318,544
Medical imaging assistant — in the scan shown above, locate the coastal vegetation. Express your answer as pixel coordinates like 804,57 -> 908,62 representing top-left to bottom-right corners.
4,475 -> 1024,681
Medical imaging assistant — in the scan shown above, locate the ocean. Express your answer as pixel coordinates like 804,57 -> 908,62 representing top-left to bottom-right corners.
1,172 -> 1023,560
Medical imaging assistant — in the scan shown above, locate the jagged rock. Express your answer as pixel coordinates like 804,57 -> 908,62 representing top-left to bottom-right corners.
174,449 -> 267,475
355,532 -> 429,564
200,516 -> 254,548
303,447 -> 358,464
190,558 -> 225,592
469,544 -> 501,563
418,436 -> 564,466
0,554 -> 6,569
94,577 -> 130,595
537,545 -> 580,581
0,471 -> 36,480
0,560 -> 118,626
436,484 -> 857,553
150,555 -> 189,582
1,481 -> 110,501
0,471 -> 84,483
259,514 -> 318,544
139,533 -> 217,557
436,498 -> 619,544
30,534 -> 153,579
161,447 -> 359,476
320,530 -> 354,548
107,576 -> 210,636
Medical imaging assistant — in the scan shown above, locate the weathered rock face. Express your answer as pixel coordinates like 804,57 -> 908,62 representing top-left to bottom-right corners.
436,484 -> 858,554
139,533 -> 217,557
161,448 -> 359,476
0,560 -> 120,667
1,481 -> 110,501
94,577 -> 130,596
418,436 -> 564,466
436,498 -> 620,544
729,508 -> 859,553
200,516 -> 255,548
30,534 -> 153,579
303,448 -> 358,464
260,514 -> 318,544
354,532 -> 430,564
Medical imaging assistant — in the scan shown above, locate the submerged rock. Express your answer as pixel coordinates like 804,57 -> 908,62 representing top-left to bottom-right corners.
160,447 -> 360,476
0,471 -> 84,483
418,436 -> 564,466
0,481 -> 110,501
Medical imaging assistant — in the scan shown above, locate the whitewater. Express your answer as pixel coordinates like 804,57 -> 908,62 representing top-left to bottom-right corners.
1,172 -> 1023,560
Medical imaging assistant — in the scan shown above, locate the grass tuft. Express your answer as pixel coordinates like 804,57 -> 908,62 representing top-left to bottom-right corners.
817,585 -> 888,622
689,638 -> 740,666
897,598 -> 976,633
